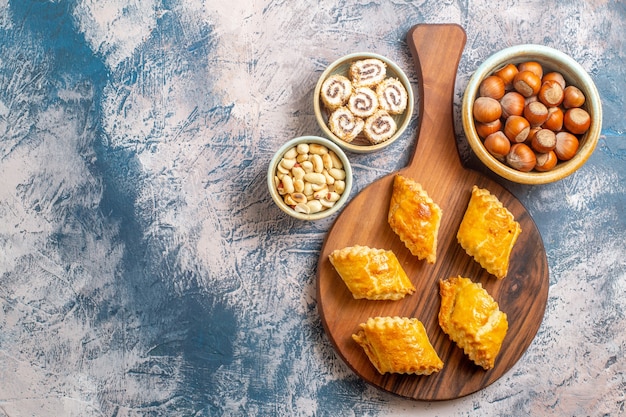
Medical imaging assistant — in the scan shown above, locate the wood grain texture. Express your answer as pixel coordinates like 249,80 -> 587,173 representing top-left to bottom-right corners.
316,24 -> 549,400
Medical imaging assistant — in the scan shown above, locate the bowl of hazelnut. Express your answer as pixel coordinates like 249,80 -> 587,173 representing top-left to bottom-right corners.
462,44 -> 602,184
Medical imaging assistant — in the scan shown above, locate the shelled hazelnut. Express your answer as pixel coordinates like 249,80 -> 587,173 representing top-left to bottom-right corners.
472,60 -> 591,173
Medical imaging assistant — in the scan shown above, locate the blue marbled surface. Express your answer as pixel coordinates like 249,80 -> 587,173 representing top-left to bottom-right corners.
0,1 -> 624,416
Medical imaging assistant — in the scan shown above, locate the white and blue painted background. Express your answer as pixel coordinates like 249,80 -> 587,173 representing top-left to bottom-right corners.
0,1 -> 624,416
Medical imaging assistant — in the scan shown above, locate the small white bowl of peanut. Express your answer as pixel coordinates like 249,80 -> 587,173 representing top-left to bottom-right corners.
268,136 -> 353,220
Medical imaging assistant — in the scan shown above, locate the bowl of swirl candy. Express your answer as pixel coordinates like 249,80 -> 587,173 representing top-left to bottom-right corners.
314,52 -> 414,154
268,136 -> 353,220
462,44 -> 602,184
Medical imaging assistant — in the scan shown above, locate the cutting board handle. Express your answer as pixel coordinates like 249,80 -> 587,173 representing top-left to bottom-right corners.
405,24 -> 467,177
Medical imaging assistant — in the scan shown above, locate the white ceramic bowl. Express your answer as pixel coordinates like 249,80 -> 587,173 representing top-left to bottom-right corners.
462,45 -> 602,184
314,52 -> 414,154
268,136 -> 353,220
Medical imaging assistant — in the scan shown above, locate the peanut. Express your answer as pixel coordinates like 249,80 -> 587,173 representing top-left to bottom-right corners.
274,142 -> 348,215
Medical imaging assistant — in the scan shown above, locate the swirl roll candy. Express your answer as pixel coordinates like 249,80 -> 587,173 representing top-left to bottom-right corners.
364,110 -> 397,144
329,106 -> 365,143
349,58 -> 387,88
377,78 -> 408,115
320,74 -> 353,110
348,87 -> 379,118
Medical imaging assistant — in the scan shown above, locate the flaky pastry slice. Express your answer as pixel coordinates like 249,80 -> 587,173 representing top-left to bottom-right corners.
328,245 -> 415,300
352,317 -> 444,375
438,276 -> 508,370
388,174 -> 442,264
457,185 -> 522,279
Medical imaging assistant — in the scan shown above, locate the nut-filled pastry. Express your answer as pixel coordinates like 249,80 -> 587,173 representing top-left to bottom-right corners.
376,77 -> 408,115
363,110 -> 397,144
349,58 -> 387,88
388,174 -> 442,264
352,317 -> 444,375
328,245 -> 415,300
438,276 -> 508,370
348,87 -> 379,118
328,106 -> 364,143
320,74 -> 353,110
457,185 -> 522,279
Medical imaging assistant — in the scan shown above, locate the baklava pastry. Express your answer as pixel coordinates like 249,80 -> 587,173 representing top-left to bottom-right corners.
438,276 -> 508,370
363,110 -> 397,144
352,317 -> 443,375
349,58 -> 387,88
328,106 -> 364,143
320,74 -> 353,110
388,174 -> 442,264
457,185 -> 522,279
328,245 -> 415,300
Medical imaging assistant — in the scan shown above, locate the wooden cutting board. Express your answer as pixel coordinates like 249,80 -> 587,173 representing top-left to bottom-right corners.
316,24 -> 549,400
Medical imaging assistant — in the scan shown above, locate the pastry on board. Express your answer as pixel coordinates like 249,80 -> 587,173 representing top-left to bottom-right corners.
328,245 -> 415,300
352,316 -> 444,375
457,185 -> 522,279
388,174 -> 442,264
438,276 -> 508,370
